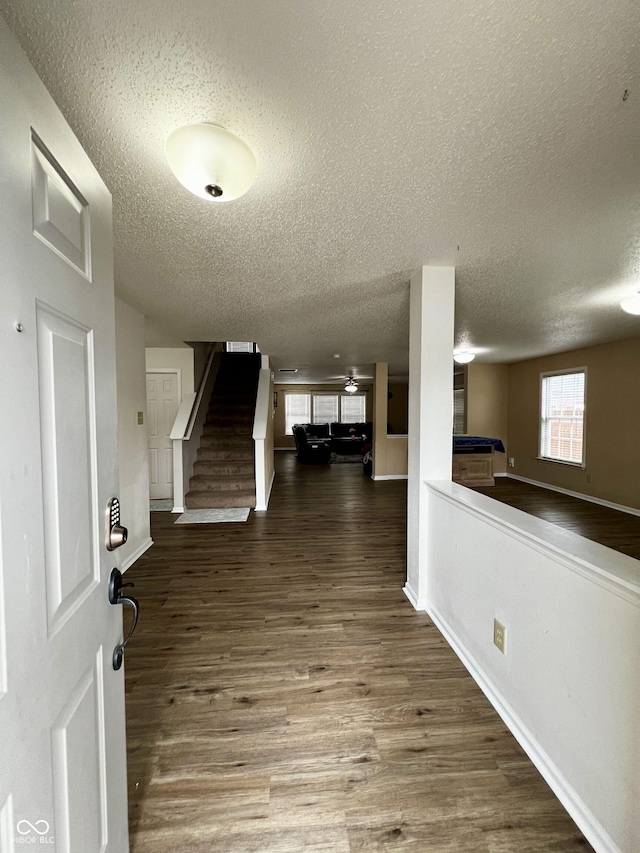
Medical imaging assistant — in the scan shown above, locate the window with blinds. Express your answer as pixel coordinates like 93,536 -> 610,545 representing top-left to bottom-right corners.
453,388 -> 465,434
540,369 -> 586,465
285,393 -> 311,434
285,392 -> 366,433
340,394 -> 366,422
313,394 -> 339,424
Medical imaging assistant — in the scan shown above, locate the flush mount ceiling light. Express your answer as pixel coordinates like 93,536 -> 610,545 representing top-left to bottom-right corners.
620,291 -> 640,315
165,123 -> 257,202
345,377 -> 358,394
453,351 -> 475,364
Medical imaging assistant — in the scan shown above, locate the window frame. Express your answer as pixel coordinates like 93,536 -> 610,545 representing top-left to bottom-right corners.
538,367 -> 587,468
284,390 -> 367,433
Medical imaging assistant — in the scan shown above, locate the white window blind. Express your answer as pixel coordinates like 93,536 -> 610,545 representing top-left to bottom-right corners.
540,370 -> 585,464
313,394 -> 338,423
340,395 -> 366,422
226,341 -> 255,353
453,389 -> 465,434
285,393 -> 311,434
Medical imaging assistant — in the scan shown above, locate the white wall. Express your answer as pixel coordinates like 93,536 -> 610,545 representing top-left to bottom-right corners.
253,367 -> 275,511
425,481 -> 640,853
115,299 -> 152,569
145,347 -> 194,399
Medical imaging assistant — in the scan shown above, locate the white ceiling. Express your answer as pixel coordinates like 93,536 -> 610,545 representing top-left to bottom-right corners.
2,0 -> 639,380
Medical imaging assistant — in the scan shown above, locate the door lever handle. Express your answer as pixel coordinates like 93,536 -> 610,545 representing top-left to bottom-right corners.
108,568 -> 140,671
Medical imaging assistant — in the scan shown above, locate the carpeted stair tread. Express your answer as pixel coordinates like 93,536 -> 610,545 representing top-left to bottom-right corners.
197,448 -> 254,461
189,474 -> 256,492
193,460 -> 254,476
185,489 -> 256,509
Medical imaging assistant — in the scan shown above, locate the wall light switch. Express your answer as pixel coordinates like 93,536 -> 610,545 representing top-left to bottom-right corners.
137,411 -> 144,425
493,619 -> 506,654
586,474 -> 592,484
508,457 -> 515,468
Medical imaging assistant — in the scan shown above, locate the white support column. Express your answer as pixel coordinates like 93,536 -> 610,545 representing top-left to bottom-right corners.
405,266 -> 455,609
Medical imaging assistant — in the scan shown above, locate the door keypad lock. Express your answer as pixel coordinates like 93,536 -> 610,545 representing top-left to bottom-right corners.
108,568 -> 139,671
105,497 -> 128,551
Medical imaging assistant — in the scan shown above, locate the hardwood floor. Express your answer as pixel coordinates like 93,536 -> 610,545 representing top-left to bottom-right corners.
473,478 -> 640,561
125,453 -> 593,852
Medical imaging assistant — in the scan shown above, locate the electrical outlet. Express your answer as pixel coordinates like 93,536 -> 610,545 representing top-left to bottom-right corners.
137,411 -> 144,425
508,457 -> 515,468
586,474 -> 592,484
493,619 -> 506,654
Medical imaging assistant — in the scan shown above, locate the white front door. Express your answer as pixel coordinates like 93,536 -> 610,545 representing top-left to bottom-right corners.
146,372 -> 180,499
0,19 -> 129,853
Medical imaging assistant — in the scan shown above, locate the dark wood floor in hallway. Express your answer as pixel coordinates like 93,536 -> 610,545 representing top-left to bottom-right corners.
125,453 -> 593,852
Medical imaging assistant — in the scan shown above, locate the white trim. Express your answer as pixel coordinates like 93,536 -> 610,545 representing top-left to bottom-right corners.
275,447 -> 296,451
539,366 -> 587,466
254,470 -> 276,512
372,474 -> 408,481
402,582 -> 426,611
120,537 -> 153,572
426,480 -> 640,605
494,471 -> 508,478
387,433 -> 408,439
172,505 -> 185,514
425,601 -> 620,853
507,473 -> 640,519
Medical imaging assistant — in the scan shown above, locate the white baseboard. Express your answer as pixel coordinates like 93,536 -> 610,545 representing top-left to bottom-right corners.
275,447 -> 296,451
121,537 -> 153,572
402,582 -> 427,611
495,471 -> 508,478
425,601 -> 619,853
172,505 -> 185,514
507,474 -> 640,518
372,474 -> 408,481
255,471 -> 276,512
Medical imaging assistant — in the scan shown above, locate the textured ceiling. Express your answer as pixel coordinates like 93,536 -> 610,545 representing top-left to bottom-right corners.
2,0 -> 639,378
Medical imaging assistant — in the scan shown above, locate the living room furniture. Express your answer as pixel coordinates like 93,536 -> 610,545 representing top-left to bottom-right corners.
292,425 -> 331,463
452,436 -> 505,487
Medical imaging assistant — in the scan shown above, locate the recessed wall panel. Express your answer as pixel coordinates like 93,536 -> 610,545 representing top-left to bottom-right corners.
52,654 -> 106,853
148,449 -> 158,486
37,304 -> 99,634
31,131 -> 91,279
147,399 -> 157,438
164,448 -> 173,486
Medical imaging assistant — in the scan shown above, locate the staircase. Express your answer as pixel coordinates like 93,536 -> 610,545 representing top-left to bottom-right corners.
185,353 -> 260,509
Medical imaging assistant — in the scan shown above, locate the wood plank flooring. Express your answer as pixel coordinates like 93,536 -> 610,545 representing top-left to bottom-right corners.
473,478 -> 640,561
125,454 -> 594,852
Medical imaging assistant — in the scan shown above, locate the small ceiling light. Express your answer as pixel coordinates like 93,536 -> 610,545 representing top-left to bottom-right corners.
345,377 -> 358,394
165,123 -> 257,202
453,351 -> 475,364
620,291 -> 640,315
333,353 -> 341,359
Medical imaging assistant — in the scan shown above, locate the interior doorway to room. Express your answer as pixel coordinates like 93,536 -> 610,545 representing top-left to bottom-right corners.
146,370 -> 180,499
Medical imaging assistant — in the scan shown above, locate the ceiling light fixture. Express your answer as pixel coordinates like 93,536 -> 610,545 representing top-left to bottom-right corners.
165,123 -> 257,202
453,351 -> 475,364
620,291 -> 640,315
345,377 -> 358,394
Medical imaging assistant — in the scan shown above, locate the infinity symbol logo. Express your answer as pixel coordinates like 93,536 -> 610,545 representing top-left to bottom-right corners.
17,820 -> 50,836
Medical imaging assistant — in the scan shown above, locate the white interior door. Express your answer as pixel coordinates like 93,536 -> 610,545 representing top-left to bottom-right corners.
0,19 -> 129,853
146,372 -> 179,499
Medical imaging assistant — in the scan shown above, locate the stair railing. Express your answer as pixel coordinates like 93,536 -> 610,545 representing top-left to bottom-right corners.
252,361 -> 275,511
169,343 -> 222,512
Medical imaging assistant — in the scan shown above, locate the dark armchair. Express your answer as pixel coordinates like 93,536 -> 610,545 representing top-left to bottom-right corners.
293,424 -> 331,463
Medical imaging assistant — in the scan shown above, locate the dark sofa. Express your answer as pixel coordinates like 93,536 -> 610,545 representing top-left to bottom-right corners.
293,422 -> 372,460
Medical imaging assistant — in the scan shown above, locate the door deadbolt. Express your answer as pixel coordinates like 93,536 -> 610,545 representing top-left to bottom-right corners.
105,497 -> 128,551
